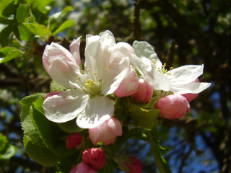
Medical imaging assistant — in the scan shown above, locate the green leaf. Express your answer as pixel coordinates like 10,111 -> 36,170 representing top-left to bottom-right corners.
0,17 -> 12,24
23,22 -> 51,40
0,145 -> 17,160
0,134 -> 7,152
20,94 -> 60,166
16,4 -> 30,23
49,6 -> 73,20
26,0 -> 53,14
0,0 -> 14,17
31,97 -> 72,157
0,47 -> 23,63
0,133 -> 17,160
49,6 -> 74,31
23,136 -> 59,166
18,25 -> 32,41
20,93 -> 45,145
0,25 -> 12,46
2,0 -> 17,17
128,103 -> 159,129
53,19 -> 76,35
20,93 -> 73,166
58,120 -> 83,133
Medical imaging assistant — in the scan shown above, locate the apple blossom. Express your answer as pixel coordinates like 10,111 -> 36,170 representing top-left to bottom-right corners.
70,162 -> 97,173
89,117 -> 122,145
42,30 -> 135,128
155,94 -> 190,119
131,41 -> 211,95
82,148 -> 106,170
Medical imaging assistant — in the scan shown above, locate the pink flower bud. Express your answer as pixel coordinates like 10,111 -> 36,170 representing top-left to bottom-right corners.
82,148 -> 106,170
182,93 -> 198,102
155,94 -> 190,119
89,117 -> 122,145
114,70 -> 139,97
124,157 -> 142,173
131,79 -> 153,103
70,162 -> 97,173
66,133 -> 83,149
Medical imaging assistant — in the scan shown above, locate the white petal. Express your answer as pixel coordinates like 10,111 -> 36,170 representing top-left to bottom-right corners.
132,41 -> 162,68
76,96 -> 114,128
152,71 -> 171,91
43,90 -> 89,123
99,30 -> 116,49
69,37 -> 81,65
169,65 -> 204,85
101,42 -> 132,95
172,82 -> 211,94
131,55 -> 154,82
84,30 -> 115,80
42,43 -> 80,88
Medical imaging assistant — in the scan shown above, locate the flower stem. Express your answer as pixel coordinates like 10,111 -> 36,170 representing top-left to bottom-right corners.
148,128 -> 170,173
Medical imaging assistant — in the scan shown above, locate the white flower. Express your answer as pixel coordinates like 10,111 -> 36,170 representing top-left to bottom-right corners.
131,41 -> 211,94
42,31 -> 133,128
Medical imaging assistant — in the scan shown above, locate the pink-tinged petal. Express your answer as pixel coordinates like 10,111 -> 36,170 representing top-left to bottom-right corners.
107,118 -> 123,136
70,162 -> 97,173
70,37 -> 81,65
45,91 -> 61,99
182,93 -> 198,102
114,70 -> 139,97
181,79 -> 199,102
131,79 -> 153,103
88,117 -> 122,145
42,43 -> 80,88
144,82 -> 153,102
88,128 -> 100,145
102,42 -> 134,95
155,94 -> 190,119
43,90 -> 89,123
89,123 -> 114,145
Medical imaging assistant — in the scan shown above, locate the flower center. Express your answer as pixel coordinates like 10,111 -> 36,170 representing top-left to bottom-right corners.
151,60 -> 170,74
84,79 -> 101,97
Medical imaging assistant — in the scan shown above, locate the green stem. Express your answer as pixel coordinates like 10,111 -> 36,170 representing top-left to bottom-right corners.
148,128 -> 171,173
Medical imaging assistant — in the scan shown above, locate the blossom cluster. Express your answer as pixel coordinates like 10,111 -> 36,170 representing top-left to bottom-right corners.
42,30 -> 210,172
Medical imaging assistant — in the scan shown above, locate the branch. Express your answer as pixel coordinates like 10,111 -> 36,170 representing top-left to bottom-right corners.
148,128 -> 171,173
